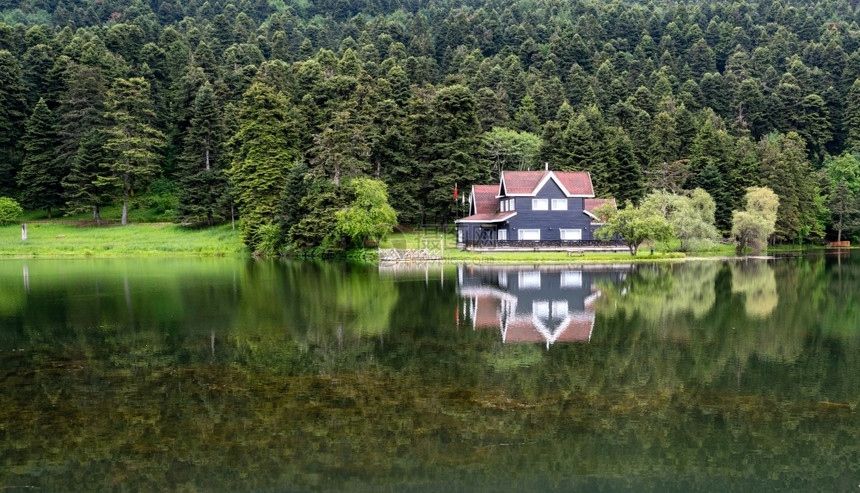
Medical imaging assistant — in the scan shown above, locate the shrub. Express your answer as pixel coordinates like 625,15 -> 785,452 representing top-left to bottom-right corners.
0,197 -> 23,225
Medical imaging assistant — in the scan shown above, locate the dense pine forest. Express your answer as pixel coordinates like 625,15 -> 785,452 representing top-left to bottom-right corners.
2,0 -> 860,252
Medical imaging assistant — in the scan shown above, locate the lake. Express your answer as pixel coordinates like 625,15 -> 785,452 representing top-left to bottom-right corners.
1,255 -> 858,491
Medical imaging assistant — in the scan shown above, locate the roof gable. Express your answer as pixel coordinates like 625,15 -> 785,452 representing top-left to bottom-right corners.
500,170 -> 594,197
472,185 -> 499,215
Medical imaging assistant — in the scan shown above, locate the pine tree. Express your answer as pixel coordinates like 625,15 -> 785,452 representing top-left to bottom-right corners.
843,79 -> 860,151
0,50 -> 28,197
57,63 -> 109,222
229,82 -> 301,248
98,77 -> 166,225
177,83 -> 228,226
17,99 -> 62,217
612,131 -> 646,204
63,130 -> 111,224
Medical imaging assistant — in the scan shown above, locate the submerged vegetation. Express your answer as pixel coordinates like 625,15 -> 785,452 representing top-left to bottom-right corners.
0,257 -> 858,489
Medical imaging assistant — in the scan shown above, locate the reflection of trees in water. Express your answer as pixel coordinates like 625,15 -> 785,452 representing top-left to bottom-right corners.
597,262 -> 719,340
731,261 -> 778,318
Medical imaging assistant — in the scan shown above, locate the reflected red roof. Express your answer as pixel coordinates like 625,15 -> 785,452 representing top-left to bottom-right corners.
474,295 -> 501,328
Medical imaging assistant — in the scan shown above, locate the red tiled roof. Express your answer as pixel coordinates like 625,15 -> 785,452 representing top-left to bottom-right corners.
584,198 -> 616,218
555,172 -> 595,196
501,171 -> 549,195
455,211 -> 517,223
472,185 -> 499,214
500,171 -> 594,197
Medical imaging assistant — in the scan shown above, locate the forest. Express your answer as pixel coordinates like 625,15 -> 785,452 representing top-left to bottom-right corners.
2,0 -> 860,252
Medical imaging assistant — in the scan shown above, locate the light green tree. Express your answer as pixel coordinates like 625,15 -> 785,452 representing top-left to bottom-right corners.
482,126 -> 542,175
335,177 -> 398,246
0,197 -> 23,225
641,188 -> 720,251
731,187 -> 779,253
595,200 -> 674,256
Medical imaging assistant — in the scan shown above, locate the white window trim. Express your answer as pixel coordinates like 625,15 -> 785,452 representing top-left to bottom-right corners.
508,199 -> 515,211
560,229 -> 582,240
519,271 -> 541,289
561,270 -> 583,288
498,229 -> 507,241
518,229 -> 541,240
551,198 -> 568,210
532,199 -> 548,211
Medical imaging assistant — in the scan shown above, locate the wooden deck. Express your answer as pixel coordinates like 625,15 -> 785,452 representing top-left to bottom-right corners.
378,248 -> 443,261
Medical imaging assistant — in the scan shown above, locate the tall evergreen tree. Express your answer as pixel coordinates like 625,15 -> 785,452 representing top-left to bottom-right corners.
177,82 -> 228,226
16,99 -> 62,217
229,81 -> 301,248
0,49 -> 28,196
98,77 -> 166,225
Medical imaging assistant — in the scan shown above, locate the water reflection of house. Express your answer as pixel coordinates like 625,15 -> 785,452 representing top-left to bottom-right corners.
458,265 -> 627,348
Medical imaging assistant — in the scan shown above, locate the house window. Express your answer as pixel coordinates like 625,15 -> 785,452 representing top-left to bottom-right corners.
560,229 -> 582,240
519,271 -> 541,289
500,201 -> 506,212
552,300 -> 569,317
518,229 -> 540,240
560,271 -> 583,288
551,199 -> 568,210
498,229 -> 507,241
533,301 -> 549,317
458,229 -> 464,243
532,199 -> 548,210
508,199 -> 515,211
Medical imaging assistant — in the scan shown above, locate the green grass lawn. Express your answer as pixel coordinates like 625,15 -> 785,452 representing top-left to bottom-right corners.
377,231 -> 689,263
0,222 -> 245,257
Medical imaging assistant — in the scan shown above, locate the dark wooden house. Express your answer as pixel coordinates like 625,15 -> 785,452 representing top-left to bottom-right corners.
455,170 -> 616,247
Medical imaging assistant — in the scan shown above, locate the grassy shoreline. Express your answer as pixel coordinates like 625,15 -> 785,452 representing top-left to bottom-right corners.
0,222 -> 245,257
1,222 -> 844,261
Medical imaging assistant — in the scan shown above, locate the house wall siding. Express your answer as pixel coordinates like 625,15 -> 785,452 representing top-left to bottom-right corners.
507,181 -> 595,240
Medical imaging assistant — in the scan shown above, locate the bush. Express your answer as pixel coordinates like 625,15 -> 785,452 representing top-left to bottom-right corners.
0,197 -> 23,225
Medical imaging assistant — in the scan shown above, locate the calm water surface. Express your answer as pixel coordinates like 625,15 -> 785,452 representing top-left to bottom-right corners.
1,255 -> 858,491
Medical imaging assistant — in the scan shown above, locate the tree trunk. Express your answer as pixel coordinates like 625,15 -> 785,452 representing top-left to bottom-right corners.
93,205 -> 101,226
837,211 -> 843,242
122,172 -> 130,226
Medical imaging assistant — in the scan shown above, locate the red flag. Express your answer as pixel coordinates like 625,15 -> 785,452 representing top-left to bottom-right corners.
454,183 -> 458,200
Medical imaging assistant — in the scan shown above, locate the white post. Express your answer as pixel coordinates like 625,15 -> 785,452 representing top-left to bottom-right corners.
21,223 -> 27,241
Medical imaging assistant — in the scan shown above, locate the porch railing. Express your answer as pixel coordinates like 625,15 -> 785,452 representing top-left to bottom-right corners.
460,239 -> 625,248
